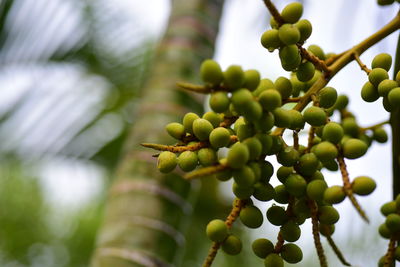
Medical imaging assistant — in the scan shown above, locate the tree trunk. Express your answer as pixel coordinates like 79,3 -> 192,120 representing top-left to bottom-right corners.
91,1 -> 224,266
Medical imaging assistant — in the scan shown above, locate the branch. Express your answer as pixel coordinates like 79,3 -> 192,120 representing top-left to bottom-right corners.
262,0 -> 284,25
308,200 -> 328,267
353,52 -> 371,74
298,45 -> 330,74
185,164 -> 229,179
177,82 -> 212,94
141,142 -> 208,153
360,120 -> 390,132
326,236 -> 351,266
383,237 -> 396,267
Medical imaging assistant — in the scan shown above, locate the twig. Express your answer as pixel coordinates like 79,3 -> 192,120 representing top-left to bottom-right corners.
383,237 -> 396,267
306,126 -> 316,153
353,52 -> 371,74
274,232 -> 285,253
326,236 -> 351,266
360,120 -> 390,132
141,142 -> 208,153
298,45 -> 331,75
220,116 -> 239,128
177,82 -> 212,94
293,131 -> 299,150
283,97 -> 302,103
185,164 -> 229,179
202,242 -> 221,267
262,0 -> 284,26
308,200 -> 328,267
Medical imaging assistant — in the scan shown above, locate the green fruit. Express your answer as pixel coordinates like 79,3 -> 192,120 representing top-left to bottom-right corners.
295,153 -> 319,176
318,206 -> 340,224
236,123 -> 255,141
295,19 -> 312,42
361,81 -> 379,102
221,235 -> 242,255
378,79 -> 397,97
311,170 -> 324,181
281,2 -> 303,23
319,223 -> 335,237
264,253 -> 284,267
306,179 -> 328,202
200,59 -> 223,85
165,122 -> 185,140
318,87 -> 338,108
227,143 -> 249,169
257,134 -> 273,156
224,65 -> 245,89
255,112 -> 275,132
313,141 -> 338,162
178,151 -> 198,171
252,238 -> 274,258
372,53 -> 392,71
322,122 -> 344,144
259,160 -> 274,182
342,138 -> 368,159
368,68 -> 389,87
303,106 -> 327,126
242,100 -> 263,121
284,174 -> 307,197
243,137 -> 263,160
296,61 -> 315,82
253,78 -> 275,97
333,94 -> 349,110
277,166 -> 293,183
277,146 -> 300,167
305,70 -> 321,90
215,169 -> 232,181
342,117 -> 359,137
379,223 -> 392,239
249,162 -> 261,182
273,108 -> 292,128
278,24 -> 300,45
323,185 -> 346,204
233,166 -> 256,187
192,118 -> 214,141
206,219 -> 228,242
280,220 -> 301,242
210,127 -> 231,148
267,205 -> 289,226
244,69 -> 261,91
157,151 -> 177,173
231,88 -> 253,111
253,182 -> 275,201
383,95 -> 394,112
352,176 -> 376,195
388,87 -> 400,106
268,136 -> 284,155
279,45 -> 300,65
275,76 -> 293,99
280,243 -> 303,264
385,214 -> 400,232
183,112 -> 200,134
261,29 -> 281,51
203,111 -> 222,128
380,201 -> 397,216
291,75 -> 306,96
288,109 -> 305,130
308,44 -> 325,60
274,185 -> 290,204
209,91 -> 230,113
321,159 -> 339,171
232,182 -> 254,199
198,148 -> 217,166
259,89 -> 282,111
240,205 -> 263,228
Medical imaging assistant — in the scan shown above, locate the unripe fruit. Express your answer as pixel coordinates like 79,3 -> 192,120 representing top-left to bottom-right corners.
383,95 -> 394,112
259,89 -> 282,111
215,169 -> 232,182
200,59 -> 223,85
319,223 -> 335,237
380,201 -> 397,216
321,159 -> 339,171
231,88 -> 253,110
395,246 -> 400,261
198,148 -> 217,166
261,29 -> 281,51
192,118 -> 213,141
255,112 -> 275,132
280,243 -> 303,264
236,123 -> 254,141
221,235 -> 242,255
232,182 -> 254,199
233,166 -> 255,187
240,205 -> 263,228
259,160 -> 274,182
313,141 -> 338,162
323,185 -> 346,204
322,122 -> 344,144
264,253 -> 284,267
273,108 -> 292,128
279,45 -> 300,65
386,214 -> 400,232
284,174 -> 307,197
157,151 -> 177,173
361,81 -> 379,102
209,91 -> 230,113
178,151 -> 198,171
278,24 -> 300,45
342,138 -> 368,159
295,152 -> 319,176
209,127 -> 231,148
333,94 -> 349,110
268,136 -> 284,155
224,65 -> 245,89
243,69 -> 261,91
243,137 -> 263,160
206,219 -> 228,242
182,112 -> 200,134
252,238 -> 274,258
203,111 -> 222,128
388,87 -> 400,106
306,179 -> 328,202
253,78 -> 275,97
318,206 -> 340,225
277,166 -> 293,183
288,109 -> 305,130
372,53 -> 392,71
253,182 -> 275,201
280,220 -> 301,242
165,122 -> 185,140
377,79 -> 397,97
277,146 -> 300,167
274,185 -> 290,204
291,75 -> 305,96
227,143 -> 249,169
267,205 -> 289,226
303,106 -> 327,126
368,68 -> 389,87
281,2 -> 303,23
379,223 -> 392,239
342,117 -> 359,137
352,176 -> 376,195
308,44 -> 325,60
295,19 -> 312,42
243,101 -> 263,122
275,76 -> 293,99
296,61 -> 315,82
318,87 -> 338,108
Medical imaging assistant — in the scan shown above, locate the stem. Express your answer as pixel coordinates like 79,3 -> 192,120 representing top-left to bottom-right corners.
326,236 -> 351,266
202,242 -> 220,267
185,164 -> 229,180
353,52 -> 371,74
308,200 -> 328,267
274,232 -> 285,253
262,0 -> 284,25
141,142 -> 208,153
359,120 -> 390,132
383,237 -> 396,267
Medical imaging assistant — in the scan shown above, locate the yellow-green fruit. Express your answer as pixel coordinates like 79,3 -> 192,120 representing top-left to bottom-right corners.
295,152 -> 319,176
308,44 -> 325,60
332,94 -> 349,110
372,53 -> 392,71
379,223 -> 392,239
280,220 -> 301,242
209,127 -> 231,148
368,68 -> 389,87
280,243 -> 303,264
206,219 -> 228,242
243,137 -> 263,160
268,136 -> 284,155
253,78 -> 275,97
275,76 -> 293,99
209,91 -> 230,113
279,45 -> 300,66
259,160 -> 274,182
321,159 -> 338,171
306,179 -> 328,202
378,79 -> 397,96
252,238 -> 274,258
227,143 -> 249,169
274,185 -> 290,204
231,88 -> 253,111
233,165 -> 255,187
242,100 -> 263,122
183,112 -> 200,134
361,81 -> 379,102
244,69 -> 261,91
386,214 -> 400,232
288,109 -> 305,130
395,246 -> 400,261
224,65 -> 245,89
381,201 -> 397,216
277,146 -> 300,167
267,205 -> 289,226
318,87 -> 338,108
222,235 -> 242,255
255,112 -> 275,132
240,205 -> 263,228
281,2 -> 303,23
319,223 -> 335,237
322,122 -> 344,144
261,29 -> 281,52
278,24 -> 300,45
215,168 -> 232,181
323,185 -> 346,204
373,127 -> 390,143
342,117 -> 359,137
203,111 -> 222,128
295,19 -> 312,42
378,255 -> 395,267
232,182 -> 254,199
257,134 -> 273,156
264,253 -> 284,267
200,59 -> 223,85
284,174 -> 307,197
236,123 -> 254,141
342,138 -> 368,159
166,122 -> 185,140
296,61 -> 315,82
352,176 -> 376,195
192,118 -> 214,141
303,106 -> 327,126
157,151 -> 177,173
318,206 -> 340,225
273,108 -> 292,128
253,182 -> 275,201
388,87 -> 400,106
290,75 -> 306,96
198,148 -> 217,167
178,151 -> 198,172
259,89 -> 282,111
383,95 -> 394,112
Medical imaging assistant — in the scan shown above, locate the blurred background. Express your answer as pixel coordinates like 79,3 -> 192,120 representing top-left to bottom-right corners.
0,0 -> 397,266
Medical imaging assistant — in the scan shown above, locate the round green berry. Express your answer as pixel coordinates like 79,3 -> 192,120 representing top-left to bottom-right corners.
221,234 -> 242,255
165,122 -> 185,140
342,138 -> 368,159
361,81 -> 379,102
318,87 -> 338,109
303,106 -> 327,126
267,205 -> 289,226
368,68 -> 389,87
388,87 -> 400,106
295,152 -> 319,176
352,176 -> 376,196
255,112 -> 275,132
280,220 -> 301,242
264,253 -> 284,267
280,243 -> 303,264
200,59 -> 223,85
274,185 -> 290,204
275,77 -> 293,99
209,127 -> 231,148
306,179 -> 328,202
284,174 -> 307,197
373,127 -> 388,143
243,69 -> 261,91
178,151 -> 198,172
288,109 -> 305,130
253,182 -> 275,202
243,137 -> 263,160
279,45 -> 300,66
379,223 -> 392,239
227,143 -> 249,169
342,117 -> 359,137
273,108 -> 292,128
319,223 -> 335,237
157,151 -> 178,173
378,79 -> 397,97
233,166 -> 255,187
395,246 -> 400,261
182,112 -> 200,134
296,61 -> 315,82
232,182 -> 254,199
224,65 -> 245,89
202,111 -> 222,128
259,89 -> 282,111
231,88 -> 253,110
278,24 -> 300,45
281,2 -> 303,23
323,185 -> 346,204
206,219 -> 228,242
261,29 -> 281,52
381,201 -> 397,216
313,141 -> 338,162
318,206 -> 340,225
295,19 -> 312,42
322,122 -> 343,144
386,214 -> 400,232
198,148 -> 217,167
308,44 -> 325,60
252,238 -> 274,258
209,91 -> 230,113
372,53 -> 392,71
277,146 -> 300,167
259,160 -> 274,182
240,205 -> 263,228
333,94 -> 349,110
277,166 -> 293,183
192,118 -> 213,141
236,123 -> 254,141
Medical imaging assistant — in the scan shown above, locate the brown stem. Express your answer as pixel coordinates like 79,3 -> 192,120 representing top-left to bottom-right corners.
274,232 -> 285,253
306,126 -> 316,153
326,236 -> 351,266
298,45 -> 330,75
353,52 -> 371,74
283,97 -> 302,103
308,200 -> 328,267
383,237 -> 396,267
202,242 -> 221,267
293,131 -> 299,150
262,0 -> 284,25
359,120 -> 390,132
141,142 -> 208,153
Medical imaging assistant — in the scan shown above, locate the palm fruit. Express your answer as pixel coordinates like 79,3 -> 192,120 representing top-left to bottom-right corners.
319,223 -> 335,237
313,141 -> 338,162
178,151 -> 198,171
261,29 -> 281,51
209,91 -> 230,113
280,243 -> 303,264
227,143 -> 249,169
373,127 -> 388,143
295,152 -> 319,176
243,69 -> 261,91
273,108 -> 293,128
281,2 -> 303,23
222,235 -> 242,255
385,214 -> 400,232
277,146 -> 300,167
209,127 -> 231,148
280,220 -> 301,242
224,65 -> 245,89
378,79 -> 397,97
284,174 -> 307,197
288,109 -> 305,129
361,81 -> 379,102
232,182 -> 254,199
264,253 -> 284,267
352,176 -> 376,195
197,148 -> 217,166
388,87 -> 400,106
322,122 -> 343,144
306,179 -> 328,202
200,59 -> 223,85
267,205 -> 289,226
243,137 -> 263,160
368,68 -> 389,87
278,24 -> 300,45
318,206 -> 340,224
275,76 -> 293,99
240,205 -> 263,228
259,89 -> 282,111
372,53 -> 392,71
381,201 -> 397,216
183,112 -> 200,134
323,185 -> 346,204
318,87 -> 338,108
274,185 -> 290,204
303,106 -> 327,126
296,61 -> 315,82
252,238 -> 274,258
206,219 -> 228,242
342,138 -> 368,159
308,44 -> 325,60
295,19 -> 312,42
157,151 -> 177,173
233,165 -> 255,187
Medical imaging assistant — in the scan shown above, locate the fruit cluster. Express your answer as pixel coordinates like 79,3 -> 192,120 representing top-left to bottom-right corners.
377,0 -> 400,6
